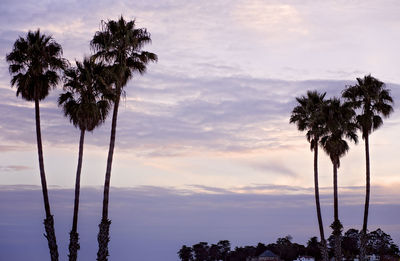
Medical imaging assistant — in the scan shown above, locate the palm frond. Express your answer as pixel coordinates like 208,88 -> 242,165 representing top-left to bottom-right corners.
6,29 -> 65,101
90,16 -> 157,92
342,75 -> 394,138
320,97 -> 358,167
59,58 -> 113,131
290,90 -> 327,151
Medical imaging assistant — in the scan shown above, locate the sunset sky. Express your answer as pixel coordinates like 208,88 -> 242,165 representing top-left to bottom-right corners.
0,0 -> 399,260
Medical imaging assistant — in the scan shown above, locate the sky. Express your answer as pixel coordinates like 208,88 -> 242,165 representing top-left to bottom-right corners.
0,0 -> 400,260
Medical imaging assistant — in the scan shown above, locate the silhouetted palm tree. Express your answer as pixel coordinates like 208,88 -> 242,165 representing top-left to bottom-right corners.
6,29 -> 67,261
59,58 -> 112,261
320,98 -> 358,261
90,16 -> 158,260
342,75 -> 394,261
290,90 -> 329,261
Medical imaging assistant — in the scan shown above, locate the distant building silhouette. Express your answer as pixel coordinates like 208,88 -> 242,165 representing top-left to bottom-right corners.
247,250 -> 281,261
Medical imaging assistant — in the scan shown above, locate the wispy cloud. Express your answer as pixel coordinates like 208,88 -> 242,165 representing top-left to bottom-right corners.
6,74 -> 398,157
247,161 -> 297,177
0,165 -> 31,172
232,1 -> 308,36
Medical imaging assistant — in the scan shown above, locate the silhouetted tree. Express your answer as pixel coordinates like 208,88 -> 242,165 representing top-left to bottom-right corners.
328,228 -> 399,260
90,16 -> 158,260
209,244 -> 220,260
254,243 -> 267,257
306,237 -> 322,260
342,75 -> 394,261
277,235 -> 294,260
320,98 -> 358,261
59,58 -> 112,261
290,90 -> 329,261
217,240 -> 231,260
367,229 -> 400,258
342,228 -> 360,260
178,245 -> 194,261
178,240 -> 232,261
6,29 -> 67,261
264,235 -> 304,261
181,233 -> 399,261
193,242 -> 210,261
229,246 -> 256,261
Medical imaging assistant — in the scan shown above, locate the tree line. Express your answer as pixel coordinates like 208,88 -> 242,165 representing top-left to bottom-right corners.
290,77 -> 394,261
178,228 -> 400,261
6,16 -> 157,261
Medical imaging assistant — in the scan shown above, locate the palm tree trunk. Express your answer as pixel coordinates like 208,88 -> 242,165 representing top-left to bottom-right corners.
360,134 -> 370,261
313,142 -> 329,261
69,128 -> 85,261
97,88 -> 121,261
333,163 -> 341,261
35,98 -> 59,261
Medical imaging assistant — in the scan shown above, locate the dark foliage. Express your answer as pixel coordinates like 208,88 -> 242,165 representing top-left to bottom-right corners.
180,230 -> 399,261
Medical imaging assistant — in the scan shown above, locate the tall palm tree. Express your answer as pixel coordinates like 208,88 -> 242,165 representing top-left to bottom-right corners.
320,98 -> 358,261
6,29 -> 67,261
59,58 -> 113,261
290,90 -> 329,261
342,75 -> 393,261
90,16 -> 158,260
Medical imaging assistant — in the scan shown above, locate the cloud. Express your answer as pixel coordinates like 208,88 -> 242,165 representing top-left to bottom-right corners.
2,72 -> 400,158
2,0 -> 400,159
0,145 -> 27,152
187,184 -> 233,194
232,1 -> 308,36
0,165 -> 31,172
247,161 -> 297,177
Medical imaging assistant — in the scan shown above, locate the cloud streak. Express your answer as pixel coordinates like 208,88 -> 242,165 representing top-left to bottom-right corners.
0,165 -> 31,172
3,73 -> 399,157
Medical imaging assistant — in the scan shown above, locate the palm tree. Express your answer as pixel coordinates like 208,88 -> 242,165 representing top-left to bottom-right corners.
320,98 -> 358,261
290,90 -> 329,261
59,58 -> 112,261
6,29 -> 67,261
90,16 -> 158,260
342,75 -> 393,261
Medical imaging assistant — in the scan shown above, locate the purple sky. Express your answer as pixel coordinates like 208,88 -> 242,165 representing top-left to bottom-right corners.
0,0 -> 400,260
0,185 -> 399,260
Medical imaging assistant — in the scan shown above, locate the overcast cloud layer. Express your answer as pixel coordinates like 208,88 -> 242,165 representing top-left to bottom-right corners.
0,185 -> 399,260
1,0 -> 400,188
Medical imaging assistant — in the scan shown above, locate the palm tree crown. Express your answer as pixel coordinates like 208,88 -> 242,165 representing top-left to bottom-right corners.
290,90 -> 327,150
91,16 -> 158,91
320,98 -> 358,167
7,29 -> 66,101
342,74 -> 393,138
59,58 -> 112,131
